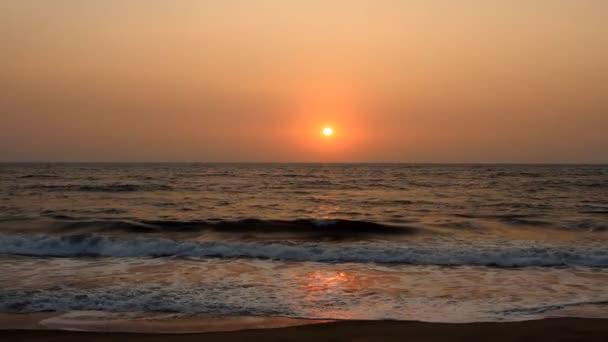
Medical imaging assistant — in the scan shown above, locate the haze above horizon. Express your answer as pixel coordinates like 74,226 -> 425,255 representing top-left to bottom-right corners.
1,1 -> 607,163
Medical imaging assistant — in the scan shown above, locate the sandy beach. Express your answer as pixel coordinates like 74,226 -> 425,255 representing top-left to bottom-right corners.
1,318 -> 607,342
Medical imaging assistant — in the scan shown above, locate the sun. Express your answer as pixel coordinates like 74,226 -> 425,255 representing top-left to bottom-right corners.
322,127 -> 334,137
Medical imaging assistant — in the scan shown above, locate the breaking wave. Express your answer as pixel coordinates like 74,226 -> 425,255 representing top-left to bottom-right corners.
1,233 -> 607,267
42,218 -> 414,238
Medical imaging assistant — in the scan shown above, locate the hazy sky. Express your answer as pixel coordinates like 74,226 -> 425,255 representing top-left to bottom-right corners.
1,0 -> 607,162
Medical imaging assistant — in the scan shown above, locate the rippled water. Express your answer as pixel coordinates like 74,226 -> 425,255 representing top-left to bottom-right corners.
0,163 -> 607,322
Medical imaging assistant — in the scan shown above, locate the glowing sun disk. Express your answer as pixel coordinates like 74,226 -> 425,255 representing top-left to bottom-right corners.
323,127 -> 334,137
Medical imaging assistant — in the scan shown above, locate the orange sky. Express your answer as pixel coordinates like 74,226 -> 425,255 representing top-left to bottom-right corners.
1,1 -> 607,162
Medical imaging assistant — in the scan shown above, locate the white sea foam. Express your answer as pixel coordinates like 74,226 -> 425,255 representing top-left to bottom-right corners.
1,233 -> 606,267
1,259 -> 608,322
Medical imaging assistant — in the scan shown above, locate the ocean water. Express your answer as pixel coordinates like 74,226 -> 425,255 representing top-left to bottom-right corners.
0,163 -> 607,323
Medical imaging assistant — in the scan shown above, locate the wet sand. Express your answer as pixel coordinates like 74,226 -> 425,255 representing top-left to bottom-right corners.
2,318 -> 608,342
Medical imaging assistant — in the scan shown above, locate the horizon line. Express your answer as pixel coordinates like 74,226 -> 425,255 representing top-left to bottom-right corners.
1,161 -> 607,165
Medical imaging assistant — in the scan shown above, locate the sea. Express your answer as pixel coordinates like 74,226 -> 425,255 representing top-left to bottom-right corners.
0,163 -> 607,326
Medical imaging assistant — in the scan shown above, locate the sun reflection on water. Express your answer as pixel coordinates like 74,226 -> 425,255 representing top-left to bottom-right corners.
304,271 -> 350,295
301,270 -> 358,319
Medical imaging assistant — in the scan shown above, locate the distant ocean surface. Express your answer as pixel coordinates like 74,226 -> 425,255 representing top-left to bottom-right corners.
0,163 -> 607,323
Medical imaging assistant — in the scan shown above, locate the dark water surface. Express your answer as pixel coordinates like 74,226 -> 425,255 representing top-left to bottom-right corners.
0,164 -> 607,322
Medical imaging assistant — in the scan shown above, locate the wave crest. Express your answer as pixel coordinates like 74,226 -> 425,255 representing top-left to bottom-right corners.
37,218 -> 416,240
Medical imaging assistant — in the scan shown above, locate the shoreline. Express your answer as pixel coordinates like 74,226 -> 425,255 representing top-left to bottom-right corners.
0,313 -> 333,334
1,318 -> 607,341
